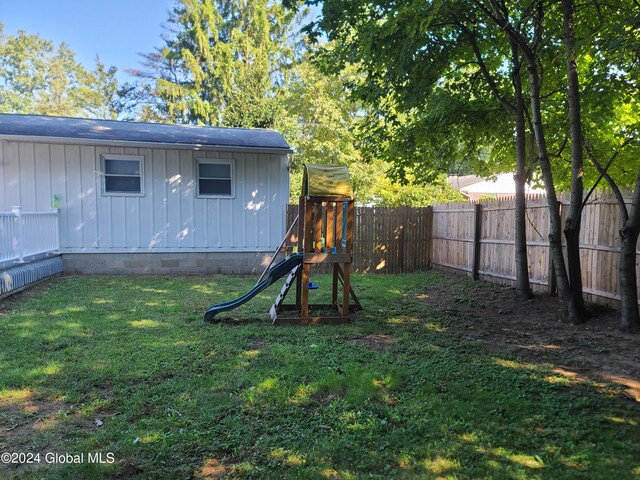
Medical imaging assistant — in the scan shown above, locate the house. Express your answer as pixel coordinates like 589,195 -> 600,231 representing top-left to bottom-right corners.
448,173 -> 545,202
0,114 -> 292,275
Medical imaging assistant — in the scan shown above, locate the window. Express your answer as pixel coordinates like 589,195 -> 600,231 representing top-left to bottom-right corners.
102,154 -> 144,195
196,159 -> 234,197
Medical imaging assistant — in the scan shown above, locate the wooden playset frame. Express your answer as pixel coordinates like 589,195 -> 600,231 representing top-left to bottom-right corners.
270,194 -> 361,325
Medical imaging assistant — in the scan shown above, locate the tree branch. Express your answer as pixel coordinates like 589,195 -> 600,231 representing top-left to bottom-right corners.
460,24 -> 517,114
583,139 -> 630,222
628,164 -> 640,233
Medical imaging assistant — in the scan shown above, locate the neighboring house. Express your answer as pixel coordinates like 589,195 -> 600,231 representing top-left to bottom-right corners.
0,114 -> 292,274
448,173 -> 545,202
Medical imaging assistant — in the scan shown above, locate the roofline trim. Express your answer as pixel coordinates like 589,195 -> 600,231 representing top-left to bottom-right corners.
0,134 -> 294,154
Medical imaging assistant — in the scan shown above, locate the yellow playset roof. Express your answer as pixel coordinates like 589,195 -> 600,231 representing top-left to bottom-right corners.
301,164 -> 353,198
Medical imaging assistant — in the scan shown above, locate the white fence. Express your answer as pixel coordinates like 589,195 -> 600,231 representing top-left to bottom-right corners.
0,207 -> 60,267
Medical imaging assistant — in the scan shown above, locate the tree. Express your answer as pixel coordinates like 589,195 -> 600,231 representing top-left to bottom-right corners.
577,0 -> 640,330
77,58 -> 139,120
294,0 -> 639,326
290,0 -> 535,299
280,54 -> 370,200
0,23 -> 131,120
0,24 -> 76,115
281,49 -> 460,205
133,0 -> 301,128
478,0 -> 639,327
561,0 -> 588,321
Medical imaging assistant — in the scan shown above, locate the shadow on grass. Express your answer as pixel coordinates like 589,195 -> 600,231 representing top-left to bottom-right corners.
0,272 -> 637,479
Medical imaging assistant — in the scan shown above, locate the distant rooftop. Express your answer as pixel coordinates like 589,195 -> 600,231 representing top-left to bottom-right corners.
447,175 -> 484,190
0,114 -> 292,152
448,173 -> 545,201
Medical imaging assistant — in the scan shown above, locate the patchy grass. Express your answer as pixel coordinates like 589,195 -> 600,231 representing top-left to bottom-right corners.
0,271 -> 638,479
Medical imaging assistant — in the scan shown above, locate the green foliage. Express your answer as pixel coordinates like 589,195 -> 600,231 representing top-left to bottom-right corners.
136,0 -> 301,128
371,173 -> 464,207
0,23 -> 132,120
572,2 -> 640,188
295,0 -> 639,192
282,52 -> 459,206
304,0 -> 516,181
0,24 -> 82,116
76,58 -> 138,121
0,273 -> 637,478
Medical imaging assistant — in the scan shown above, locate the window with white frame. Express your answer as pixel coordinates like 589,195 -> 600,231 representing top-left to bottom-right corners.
102,154 -> 144,195
196,159 -> 234,197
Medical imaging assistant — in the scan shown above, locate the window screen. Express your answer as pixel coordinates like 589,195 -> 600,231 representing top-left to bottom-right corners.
197,160 -> 233,197
103,155 -> 143,195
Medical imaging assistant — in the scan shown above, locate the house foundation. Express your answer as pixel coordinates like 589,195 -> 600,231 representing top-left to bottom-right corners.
61,252 -> 274,275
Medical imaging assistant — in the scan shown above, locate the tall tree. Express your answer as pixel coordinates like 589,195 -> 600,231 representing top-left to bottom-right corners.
77,58 -> 138,120
134,0 -> 301,128
290,0 -> 535,299
462,0 -> 586,322
561,0 -> 588,320
0,23 -> 130,119
578,0 -> 640,330
294,0 -> 639,326
0,25 -> 78,115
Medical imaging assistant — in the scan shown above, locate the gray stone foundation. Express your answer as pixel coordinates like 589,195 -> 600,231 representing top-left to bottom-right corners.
62,252 -> 277,275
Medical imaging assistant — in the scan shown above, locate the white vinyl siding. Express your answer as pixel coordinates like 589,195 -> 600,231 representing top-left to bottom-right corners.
196,158 -> 234,198
0,140 -> 289,252
101,154 -> 144,196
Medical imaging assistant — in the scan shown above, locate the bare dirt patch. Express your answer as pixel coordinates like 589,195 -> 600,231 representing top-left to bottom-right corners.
0,390 -> 70,444
349,334 -> 397,352
195,458 -> 229,479
418,281 -> 640,402
0,390 -> 104,477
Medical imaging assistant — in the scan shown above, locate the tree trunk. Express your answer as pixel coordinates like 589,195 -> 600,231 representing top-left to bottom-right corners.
526,61 -> 577,322
468,31 -> 533,300
618,170 -> 640,331
562,0 -> 587,322
511,44 -> 532,300
619,222 -> 640,331
585,146 -> 640,330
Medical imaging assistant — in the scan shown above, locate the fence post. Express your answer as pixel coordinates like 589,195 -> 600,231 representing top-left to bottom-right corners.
52,208 -> 60,252
472,203 -> 482,280
398,222 -> 405,272
426,206 -> 433,269
11,206 -> 24,263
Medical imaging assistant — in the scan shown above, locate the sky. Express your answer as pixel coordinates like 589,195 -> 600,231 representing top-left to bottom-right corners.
0,1 -> 322,83
0,0 -> 176,81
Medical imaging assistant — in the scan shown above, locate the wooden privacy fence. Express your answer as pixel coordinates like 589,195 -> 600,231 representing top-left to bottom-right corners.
287,190 -> 637,307
431,190 -> 639,307
287,191 -> 640,306
286,204 -> 432,273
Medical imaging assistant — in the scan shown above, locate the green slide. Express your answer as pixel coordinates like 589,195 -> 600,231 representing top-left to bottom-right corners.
204,253 -> 303,322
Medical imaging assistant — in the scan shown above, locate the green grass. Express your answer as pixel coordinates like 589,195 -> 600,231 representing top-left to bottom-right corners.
0,272 -> 638,479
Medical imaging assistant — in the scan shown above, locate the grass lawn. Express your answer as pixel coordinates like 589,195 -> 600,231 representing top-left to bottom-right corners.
0,271 -> 638,479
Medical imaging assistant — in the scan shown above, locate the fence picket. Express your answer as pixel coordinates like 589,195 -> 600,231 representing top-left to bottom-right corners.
290,195 -> 636,308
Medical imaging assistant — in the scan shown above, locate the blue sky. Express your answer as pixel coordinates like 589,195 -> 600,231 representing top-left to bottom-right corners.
0,0 -> 176,81
0,1 -> 322,83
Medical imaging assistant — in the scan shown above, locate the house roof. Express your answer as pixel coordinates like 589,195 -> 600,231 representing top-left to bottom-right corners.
0,114 -> 292,153
447,175 -> 484,190
458,173 -> 545,197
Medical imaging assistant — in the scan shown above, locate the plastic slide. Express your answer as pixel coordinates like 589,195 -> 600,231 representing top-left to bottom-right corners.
204,253 -> 304,322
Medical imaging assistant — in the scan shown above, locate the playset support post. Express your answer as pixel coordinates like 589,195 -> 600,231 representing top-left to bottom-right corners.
270,194 -> 360,325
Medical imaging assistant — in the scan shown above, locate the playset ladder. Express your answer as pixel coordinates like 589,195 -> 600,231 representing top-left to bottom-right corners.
269,263 -> 301,321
